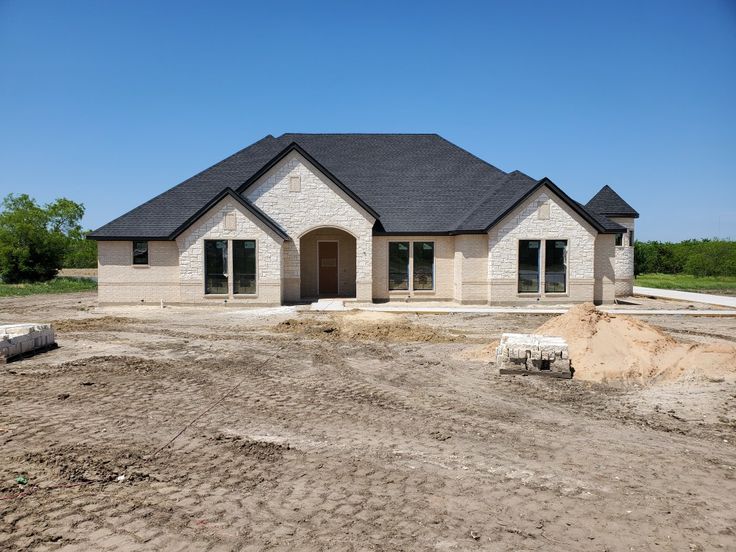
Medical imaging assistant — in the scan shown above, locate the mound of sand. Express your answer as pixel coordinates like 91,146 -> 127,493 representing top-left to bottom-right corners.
536,303 -> 736,383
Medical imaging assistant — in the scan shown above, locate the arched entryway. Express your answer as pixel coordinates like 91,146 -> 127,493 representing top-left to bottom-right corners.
299,227 -> 357,299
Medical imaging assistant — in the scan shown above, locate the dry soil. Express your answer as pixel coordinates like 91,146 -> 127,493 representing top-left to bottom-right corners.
1,292 -> 735,551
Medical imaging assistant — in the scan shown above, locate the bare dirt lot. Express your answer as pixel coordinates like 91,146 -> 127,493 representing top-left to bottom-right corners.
1,293 -> 735,551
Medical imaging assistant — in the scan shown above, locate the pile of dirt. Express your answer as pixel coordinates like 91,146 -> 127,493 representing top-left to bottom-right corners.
53,316 -> 137,333
275,311 -> 462,343
535,303 -> 736,383
211,433 -> 290,461
20,444 -> 152,483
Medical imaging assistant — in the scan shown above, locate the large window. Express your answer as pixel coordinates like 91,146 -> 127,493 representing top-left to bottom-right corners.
205,240 -> 228,294
388,242 -> 410,290
132,241 -> 148,265
544,240 -> 567,293
518,240 -> 540,292
413,241 -> 434,290
233,240 -> 256,294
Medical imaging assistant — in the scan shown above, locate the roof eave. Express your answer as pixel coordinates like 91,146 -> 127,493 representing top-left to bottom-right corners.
168,188 -> 289,242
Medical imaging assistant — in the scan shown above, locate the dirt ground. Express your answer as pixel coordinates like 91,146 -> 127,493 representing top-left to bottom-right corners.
1,293 -> 735,551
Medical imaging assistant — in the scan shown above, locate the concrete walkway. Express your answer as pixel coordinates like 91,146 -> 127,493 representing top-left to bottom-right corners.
634,286 -> 736,308
305,301 -> 736,316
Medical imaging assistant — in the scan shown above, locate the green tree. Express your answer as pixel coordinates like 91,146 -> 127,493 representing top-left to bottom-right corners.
0,194 -> 88,283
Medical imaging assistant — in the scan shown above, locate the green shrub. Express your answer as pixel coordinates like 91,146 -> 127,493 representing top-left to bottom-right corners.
0,194 -> 91,283
634,239 -> 736,277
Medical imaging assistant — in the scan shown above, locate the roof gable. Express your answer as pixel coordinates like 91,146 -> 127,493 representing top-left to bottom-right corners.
236,142 -> 379,220
87,133 -> 630,239
585,185 -> 639,218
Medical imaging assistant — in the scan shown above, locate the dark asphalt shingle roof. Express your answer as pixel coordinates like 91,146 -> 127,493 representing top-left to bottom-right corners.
585,185 -> 640,218
88,134 -> 632,239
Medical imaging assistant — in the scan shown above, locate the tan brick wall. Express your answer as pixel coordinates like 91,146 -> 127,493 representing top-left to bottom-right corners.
372,236 -> 455,301
245,152 -> 375,301
594,233 -> 616,304
176,197 -> 283,305
453,234 -> 489,304
97,241 -> 181,304
488,187 -> 598,304
299,229 -> 356,299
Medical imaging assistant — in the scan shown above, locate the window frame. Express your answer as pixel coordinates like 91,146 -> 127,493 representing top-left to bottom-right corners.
387,240 -> 436,293
412,241 -> 435,292
132,241 -> 149,266
543,239 -> 568,294
517,239 -> 541,294
203,239 -> 230,296
388,241 -> 410,291
516,238 -> 570,296
232,239 -> 258,296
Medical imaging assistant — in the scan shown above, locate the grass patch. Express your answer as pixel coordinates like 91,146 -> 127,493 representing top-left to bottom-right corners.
0,277 -> 97,297
635,273 -> 736,295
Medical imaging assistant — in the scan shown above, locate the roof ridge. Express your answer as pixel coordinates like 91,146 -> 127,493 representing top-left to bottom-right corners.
278,132 -> 441,137
432,135 -> 506,175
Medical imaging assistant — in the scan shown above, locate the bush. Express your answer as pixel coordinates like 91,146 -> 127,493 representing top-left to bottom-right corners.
634,239 -> 736,277
0,194 -> 90,283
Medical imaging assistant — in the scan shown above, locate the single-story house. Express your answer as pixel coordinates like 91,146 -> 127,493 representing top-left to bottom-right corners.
88,134 -> 639,305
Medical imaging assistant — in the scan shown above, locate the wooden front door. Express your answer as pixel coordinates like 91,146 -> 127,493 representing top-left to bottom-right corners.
318,241 -> 338,296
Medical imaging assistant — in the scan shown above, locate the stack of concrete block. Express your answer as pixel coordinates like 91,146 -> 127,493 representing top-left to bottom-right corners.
0,323 -> 56,364
496,333 -> 572,378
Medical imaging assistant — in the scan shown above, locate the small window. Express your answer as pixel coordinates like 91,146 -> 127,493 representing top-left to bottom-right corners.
615,233 -> 623,246
518,240 -> 540,293
413,242 -> 434,290
233,240 -> 256,294
545,240 -> 567,293
289,175 -> 301,192
204,240 -> 228,294
629,229 -> 634,245
388,242 -> 409,290
132,241 -> 148,265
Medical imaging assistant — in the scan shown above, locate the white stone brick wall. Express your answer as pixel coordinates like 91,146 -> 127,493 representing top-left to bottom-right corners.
489,189 -> 596,280
610,217 -> 635,296
176,198 -> 283,304
245,152 -> 375,301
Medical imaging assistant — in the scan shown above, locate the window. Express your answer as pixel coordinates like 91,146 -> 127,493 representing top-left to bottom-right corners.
518,240 -> 540,293
233,240 -> 256,294
629,229 -> 634,245
545,240 -> 567,293
132,241 -> 148,265
413,242 -> 434,290
204,240 -> 228,294
615,233 -> 623,246
388,242 -> 409,290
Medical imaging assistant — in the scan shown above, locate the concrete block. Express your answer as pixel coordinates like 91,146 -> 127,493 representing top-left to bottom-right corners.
0,323 -> 56,363
495,333 -> 572,378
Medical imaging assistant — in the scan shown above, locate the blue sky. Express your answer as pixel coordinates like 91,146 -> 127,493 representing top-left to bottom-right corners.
1,0 -> 734,241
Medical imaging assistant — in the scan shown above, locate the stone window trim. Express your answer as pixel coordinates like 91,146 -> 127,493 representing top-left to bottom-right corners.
387,240 -> 436,293
202,238 -> 260,298
514,237 -> 570,297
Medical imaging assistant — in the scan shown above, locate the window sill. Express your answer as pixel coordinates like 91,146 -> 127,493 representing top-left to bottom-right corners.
132,264 -> 150,268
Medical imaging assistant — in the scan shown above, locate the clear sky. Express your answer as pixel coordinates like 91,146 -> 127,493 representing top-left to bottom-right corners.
1,0 -> 734,241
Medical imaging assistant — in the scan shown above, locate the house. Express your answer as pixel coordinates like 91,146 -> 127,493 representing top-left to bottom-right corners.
88,134 -> 639,305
